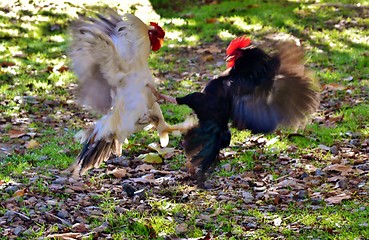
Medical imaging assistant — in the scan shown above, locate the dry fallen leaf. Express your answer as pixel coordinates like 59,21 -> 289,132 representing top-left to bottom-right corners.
135,164 -> 154,172
276,179 -> 305,190
205,18 -> 218,24
46,232 -> 81,239
72,222 -> 88,233
57,65 -> 69,73
13,188 -> 26,197
25,139 -> 40,149
142,153 -> 163,164
107,168 -> 127,178
323,164 -> 354,176
201,54 -> 214,62
325,193 -> 351,204
323,83 -> 346,91
175,223 -> 188,234
8,129 -> 26,139
147,143 -> 176,158
0,61 -> 16,67
65,183 -> 88,192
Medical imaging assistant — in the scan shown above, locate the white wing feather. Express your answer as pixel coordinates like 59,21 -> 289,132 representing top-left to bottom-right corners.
67,11 -> 173,176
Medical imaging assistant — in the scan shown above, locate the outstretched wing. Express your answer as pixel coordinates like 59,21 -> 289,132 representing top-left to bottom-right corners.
69,11 -> 128,113
230,42 -> 319,133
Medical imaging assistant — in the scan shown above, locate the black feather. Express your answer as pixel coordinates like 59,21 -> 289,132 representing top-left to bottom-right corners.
184,121 -> 230,173
175,41 -> 319,180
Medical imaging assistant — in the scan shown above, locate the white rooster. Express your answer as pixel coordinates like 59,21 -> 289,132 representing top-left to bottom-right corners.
66,10 -> 175,177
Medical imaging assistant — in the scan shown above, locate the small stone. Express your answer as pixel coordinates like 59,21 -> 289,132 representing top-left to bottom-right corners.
5,185 -> 19,193
4,210 -> 16,222
350,139 -> 360,146
75,216 -> 87,223
134,189 -> 147,200
242,191 -> 254,204
38,155 -> 49,161
222,163 -> 232,172
297,190 -> 308,200
115,206 -> 125,214
13,226 -> 25,236
311,205 -> 323,210
315,169 -> 325,176
107,156 -> 130,167
57,209 -> 69,219
338,178 -> 348,189
52,177 -> 68,184
268,205 -> 277,212
93,222 -> 108,233
311,198 -> 322,205
122,182 -> 136,198
175,223 -> 188,234
356,163 -> 369,171
181,194 -> 189,202
72,222 -> 88,233
254,186 -> 266,192
273,217 -> 282,226
244,222 -> 257,229
300,172 -> 309,179
46,200 -> 58,206
330,145 -> 338,155
254,164 -> 263,172
27,196 -> 38,204
202,180 -> 216,189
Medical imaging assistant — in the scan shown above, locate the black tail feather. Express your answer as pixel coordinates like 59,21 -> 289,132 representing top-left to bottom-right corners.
184,121 -> 230,177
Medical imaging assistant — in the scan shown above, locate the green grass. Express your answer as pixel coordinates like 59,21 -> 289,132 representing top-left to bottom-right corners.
1,0 -> 369,239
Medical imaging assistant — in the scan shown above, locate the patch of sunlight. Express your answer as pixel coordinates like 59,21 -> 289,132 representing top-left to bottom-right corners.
180,80 -> 194,88
1,28 -> 20,37
185,35 -> 199,44
49,35 -> 65,43
20,22 -> 37,31
223,16 -> 263,32
230,129 -> 251,145
218,30 -> 237,41
361,80 -> 369,87
33,81 -> 50,89
150,216 -> 175,237
2,66 -> 19,75
166,29 -> 184,42
3,11 -> 18,19
360,128 -> 369,137
49,73 -> 72,87
168,18 -> 187,26
310,30 -> 349,50
22,15 -> 50,23
264,136 -> 289,153
343,29 -> 369,45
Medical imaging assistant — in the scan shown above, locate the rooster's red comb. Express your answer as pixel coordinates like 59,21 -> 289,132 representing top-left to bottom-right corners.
150,22 -> 165,38
226,36 -> 251,55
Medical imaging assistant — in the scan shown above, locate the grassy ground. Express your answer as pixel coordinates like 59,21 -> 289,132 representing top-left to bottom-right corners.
1,0 -> 369,239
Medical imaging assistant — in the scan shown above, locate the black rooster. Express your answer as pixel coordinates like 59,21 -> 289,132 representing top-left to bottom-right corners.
152,36 -> 320,182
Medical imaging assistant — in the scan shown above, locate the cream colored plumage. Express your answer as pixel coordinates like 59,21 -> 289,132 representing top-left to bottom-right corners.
66,10 -> 173,177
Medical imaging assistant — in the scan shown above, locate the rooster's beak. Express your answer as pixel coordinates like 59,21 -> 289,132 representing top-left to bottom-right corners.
159,38 -> 164,47
225,55 -> 234,62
